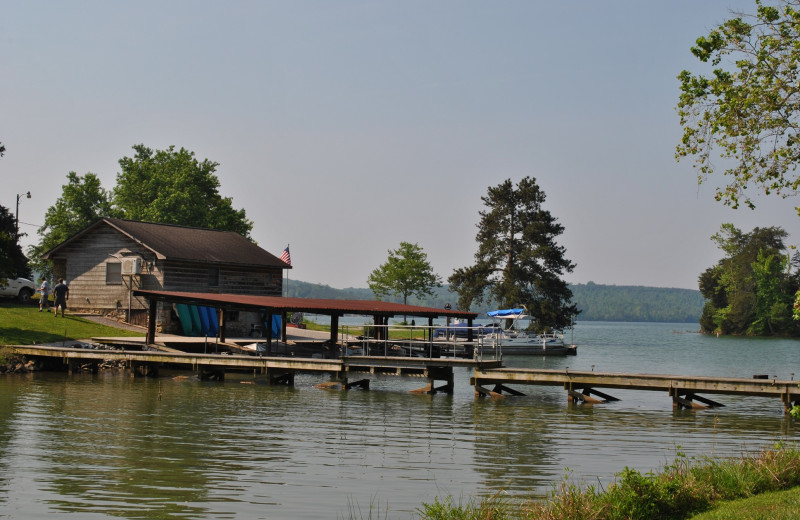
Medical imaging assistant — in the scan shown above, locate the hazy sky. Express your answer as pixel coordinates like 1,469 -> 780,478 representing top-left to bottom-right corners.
3,1 -> 798,291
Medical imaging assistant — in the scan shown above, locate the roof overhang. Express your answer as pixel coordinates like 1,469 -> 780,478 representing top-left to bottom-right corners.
133,289 -> 478,320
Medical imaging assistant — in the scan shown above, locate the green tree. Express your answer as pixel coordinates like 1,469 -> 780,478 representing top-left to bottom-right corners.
698,223 -> 799,335
676,0 -> 800,216
367,242 -> 442,311
30,145 -> 254,272
0,141 -> 27,280
0,204 -> 31,281
448,177 -> 578,333
113,144 -> 253,237
27,172 -> 114,276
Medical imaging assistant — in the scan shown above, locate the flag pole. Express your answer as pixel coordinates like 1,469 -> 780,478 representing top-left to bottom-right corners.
281,244 -> 291,297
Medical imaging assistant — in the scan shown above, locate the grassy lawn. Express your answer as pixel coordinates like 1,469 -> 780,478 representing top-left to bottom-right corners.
304,319 -> 432,340
0,302 -> 144,346
688,486 -> 800,520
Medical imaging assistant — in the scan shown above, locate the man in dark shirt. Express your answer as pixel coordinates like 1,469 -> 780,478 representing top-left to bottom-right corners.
53,278 -> 69,318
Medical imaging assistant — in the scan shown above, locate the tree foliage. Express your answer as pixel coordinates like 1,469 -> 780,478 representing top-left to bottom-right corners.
367,242 -> 442,307
114,144 -> 253,237
698,223 -> 800,335
30,145 -> 254,271
0,204 -> 31,281
676,0 -> 800,216
448,177 -> 578,332
27,172 -> 114,276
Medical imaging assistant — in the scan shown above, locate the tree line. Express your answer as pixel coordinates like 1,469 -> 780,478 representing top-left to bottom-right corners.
289,279 -> 705,324
6,0 -> 800,338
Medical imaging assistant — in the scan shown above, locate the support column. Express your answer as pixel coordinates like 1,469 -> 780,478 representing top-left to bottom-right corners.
411,367 -> 454,394
331,314 -> 339,348
146,297 -> 157,344
263,310 -> 273,355
130,362 -> 158,378
218,309 -> 227,343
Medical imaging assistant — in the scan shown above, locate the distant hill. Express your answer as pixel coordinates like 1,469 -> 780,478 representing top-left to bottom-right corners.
287,280 -> 704,323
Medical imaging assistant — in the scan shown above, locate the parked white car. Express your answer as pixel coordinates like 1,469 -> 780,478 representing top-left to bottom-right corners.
0,277 -> 36,304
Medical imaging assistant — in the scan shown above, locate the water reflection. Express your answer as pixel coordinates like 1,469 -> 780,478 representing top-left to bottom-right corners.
0,322 -> 798,519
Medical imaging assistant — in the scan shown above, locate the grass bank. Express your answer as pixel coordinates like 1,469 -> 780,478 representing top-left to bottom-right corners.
414,444 -> 800,520
303,319 -> 430,340
0,302 -> 144,346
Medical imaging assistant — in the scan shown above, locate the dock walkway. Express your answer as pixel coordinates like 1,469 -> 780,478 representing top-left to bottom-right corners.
472,367 -> 800,412
12,344 -> 501,393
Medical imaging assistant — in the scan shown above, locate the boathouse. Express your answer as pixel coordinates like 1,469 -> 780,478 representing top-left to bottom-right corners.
41,218 -> 289,335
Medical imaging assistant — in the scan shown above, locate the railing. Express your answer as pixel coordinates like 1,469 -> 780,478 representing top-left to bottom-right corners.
337,323 -> 502,361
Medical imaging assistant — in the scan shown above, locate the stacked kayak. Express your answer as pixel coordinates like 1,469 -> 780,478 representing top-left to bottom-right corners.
175,304 -> 219,336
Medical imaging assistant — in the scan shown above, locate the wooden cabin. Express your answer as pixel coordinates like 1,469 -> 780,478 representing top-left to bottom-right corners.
42,218 -> 290,336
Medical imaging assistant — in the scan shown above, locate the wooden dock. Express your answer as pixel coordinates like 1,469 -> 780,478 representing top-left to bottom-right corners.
472,367 -> 800,412
12,344 -> 800,412
11,345 -> 501,394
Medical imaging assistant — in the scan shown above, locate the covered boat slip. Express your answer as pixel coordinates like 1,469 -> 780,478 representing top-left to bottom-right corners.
133,289 -> 481,355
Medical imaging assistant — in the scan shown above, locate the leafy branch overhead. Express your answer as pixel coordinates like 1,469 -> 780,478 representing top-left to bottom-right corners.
676,0 -> 800,216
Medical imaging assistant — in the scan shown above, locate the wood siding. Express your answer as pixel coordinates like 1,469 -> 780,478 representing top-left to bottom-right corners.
47,225 -> 285,337
162,261 -> 282,296
51,228 -> 161,312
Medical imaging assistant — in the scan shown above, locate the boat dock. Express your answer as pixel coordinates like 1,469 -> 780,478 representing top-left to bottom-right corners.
472,367 -> 800,413
10,291 -> 798,413
11,344 -> 502,394
10,345 -> 800,412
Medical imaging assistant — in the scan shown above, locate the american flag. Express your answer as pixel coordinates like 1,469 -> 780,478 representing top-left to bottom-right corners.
280,245 -> 291,266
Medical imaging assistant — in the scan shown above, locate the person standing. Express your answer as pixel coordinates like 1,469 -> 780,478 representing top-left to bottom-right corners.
53,278 -> 69,318
38,277 -> 50,312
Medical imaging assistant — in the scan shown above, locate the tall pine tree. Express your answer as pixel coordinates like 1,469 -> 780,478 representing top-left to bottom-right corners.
449,177 -> 578,332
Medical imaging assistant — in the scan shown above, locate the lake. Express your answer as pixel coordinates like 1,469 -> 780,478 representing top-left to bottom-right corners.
1,321 -> 798,519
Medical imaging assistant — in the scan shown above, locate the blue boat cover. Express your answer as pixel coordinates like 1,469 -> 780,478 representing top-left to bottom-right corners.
263,315 -> 282,337
487,308 -> 525,317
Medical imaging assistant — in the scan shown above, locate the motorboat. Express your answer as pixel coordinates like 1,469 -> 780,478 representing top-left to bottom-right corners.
481,308 -> 576,356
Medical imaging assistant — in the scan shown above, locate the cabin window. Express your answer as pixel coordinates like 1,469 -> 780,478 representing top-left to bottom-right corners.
208,267 -> 219,287
106,262 -> 122,285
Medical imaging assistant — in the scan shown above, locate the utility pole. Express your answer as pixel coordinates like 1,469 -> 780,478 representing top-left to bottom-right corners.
15,191 -> 31,238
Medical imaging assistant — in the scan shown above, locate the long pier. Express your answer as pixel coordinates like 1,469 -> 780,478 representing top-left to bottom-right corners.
11,345 -> 500,394
472,367 -> 800,412
11,346 -> 800,413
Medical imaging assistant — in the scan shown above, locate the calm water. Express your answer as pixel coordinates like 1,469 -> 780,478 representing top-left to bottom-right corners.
1,322 -> 799,519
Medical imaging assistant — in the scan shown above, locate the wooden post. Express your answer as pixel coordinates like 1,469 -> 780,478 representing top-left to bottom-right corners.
146,297 -> 157,344
331,314 -> 339,350
218,308 -> 227,343
264,311 -> 273,355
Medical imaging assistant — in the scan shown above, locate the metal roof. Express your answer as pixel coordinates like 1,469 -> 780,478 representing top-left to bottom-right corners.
43,218 -> 289,269
134,289 -> 478,320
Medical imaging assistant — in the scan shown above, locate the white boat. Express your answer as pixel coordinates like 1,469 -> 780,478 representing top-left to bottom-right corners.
481,308 -> 576,356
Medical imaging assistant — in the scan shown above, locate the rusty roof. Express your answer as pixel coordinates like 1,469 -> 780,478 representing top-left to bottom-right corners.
134,289 -> 478,320
43,218 -> 289,269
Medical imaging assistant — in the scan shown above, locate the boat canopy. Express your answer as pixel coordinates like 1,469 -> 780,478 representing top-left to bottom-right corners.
487,308 -> 528,319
